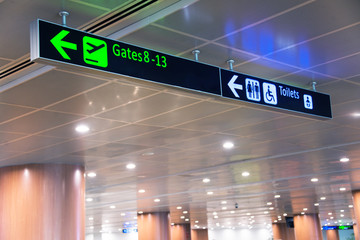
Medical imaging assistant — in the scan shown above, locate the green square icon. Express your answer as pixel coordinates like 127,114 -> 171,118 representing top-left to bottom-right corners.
83,36 -> 108,68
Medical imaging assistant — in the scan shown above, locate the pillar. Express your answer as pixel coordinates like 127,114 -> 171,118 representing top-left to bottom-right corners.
0,164 -> 85,240
354,224 -> 359,240
272,223 -> 295,240
273,223 -> 287,240
171,224 -> 191,240
353,191 -> 360,238
326,229 -> 339,240
191,229 -> 208,240
138,212 -> 170,240
293,214 -> 323,240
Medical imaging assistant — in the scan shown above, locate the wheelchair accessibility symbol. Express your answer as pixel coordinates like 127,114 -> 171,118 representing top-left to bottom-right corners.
263,83 -> 278,105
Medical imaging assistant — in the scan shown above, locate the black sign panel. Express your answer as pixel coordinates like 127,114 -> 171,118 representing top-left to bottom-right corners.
31,19 -> 221,95
221,69 -> 332,118
30,19 -> 332,119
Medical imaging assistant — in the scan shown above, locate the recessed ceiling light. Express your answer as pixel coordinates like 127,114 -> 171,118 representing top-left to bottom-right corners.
352,112 -> 360,117
267,202 -> 272,206
340,214 -> 344,217
207,191 -> 214,195
110,205 -> 116,209
180,216 -> 185,219
314,203 -> 320,206
274,195 -> 281,198
301,212 -> 305,215
223,141 -> 234,149
142,152 -> 154,156
339,187 -> 346,191
171,223 -> 175,226
195,220 -> 199,223
264,211 -> 269,214
274,220 -> 278,223
320,197 -> 326,200
311,178 -> 319,182
330,217 -> 334,219
349,205 -> 353,208
183,211 -> 188,214
328,212 -> 332,215
87,172 -> 97,178
202,178 -> 211,183
269,207 -> 274,210
340,210 -> 344,212
214,215 -> 218,219
126,163 -> 136,169
120,213 -> 125,216
185,219 -> 189,221
213,212 -> 217,215
222,207 -> 227,210
138,189 -> 146,193
86,198 -> 93,202
303,208 -> 308,211
283,213 -> 287,216
138,211 -> 143,214
89,217 -> 94,220
75,124 -> 90,133
242,172 -> 250,177
340,157 -> 350,163
230,211 -> 235,214
177,206 -> 182,210
221,201 -> 227,204
154,199 -> 160,202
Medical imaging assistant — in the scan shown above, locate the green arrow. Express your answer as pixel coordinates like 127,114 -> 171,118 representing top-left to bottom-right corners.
50,30 -> 77,60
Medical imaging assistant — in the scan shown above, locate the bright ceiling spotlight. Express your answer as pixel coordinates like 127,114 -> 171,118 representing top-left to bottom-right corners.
75,124 -> 90,133
223,141 -> 234,149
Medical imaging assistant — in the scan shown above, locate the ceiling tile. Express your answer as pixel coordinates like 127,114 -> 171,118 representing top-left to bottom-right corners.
98,92 -> 199,123
40,117 -> 126,139
83,124 -> 162,143
138,101 -> 236,127
0,103 -> 34,124
47,82 -> 157,115
0,59 -> 11,68
0,110 -> 82,134
176,107 -> 282,132
233,58 -> 300,80
266,24 -> 360,69
155,0 -> 308,40
274,70 -> 338,88
119,24 -> 206,55
0,70 -> 106,108
346,74 -> 360,84
179,44 -> 256,69
310,53 -> 360,79
216,0 -> 360,56
0,131 -> 26,144
118,128 -> 209,148
317,80 -> 360,105
0,135 -> 65,153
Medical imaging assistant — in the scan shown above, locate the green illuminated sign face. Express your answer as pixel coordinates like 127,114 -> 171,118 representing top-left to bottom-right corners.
83,36 -> 108,68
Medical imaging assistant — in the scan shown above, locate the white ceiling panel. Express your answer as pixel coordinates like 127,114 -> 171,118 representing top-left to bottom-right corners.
317,80 -> 360,105
48,82 -> 158,115
0,70 -> 107,108
0,110 -> 82,134
98,92 -> 200,123
155,0 -> 309,40
0,103 -> 34,124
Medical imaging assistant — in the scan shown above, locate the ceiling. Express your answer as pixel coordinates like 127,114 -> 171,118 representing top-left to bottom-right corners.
0,0 -> 360,234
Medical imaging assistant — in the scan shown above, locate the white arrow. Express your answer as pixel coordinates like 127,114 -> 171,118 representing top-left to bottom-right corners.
228,75 -> 243,98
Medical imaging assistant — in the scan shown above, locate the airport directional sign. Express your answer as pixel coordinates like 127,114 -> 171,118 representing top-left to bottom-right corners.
30,19 -> 332,119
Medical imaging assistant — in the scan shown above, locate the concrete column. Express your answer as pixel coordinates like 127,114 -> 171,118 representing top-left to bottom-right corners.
353,191 -> 360,238
191,229 -> 208,240
0,164 -> 85,240
293,214 -> 323,240
171,224 -> 191,240
326,229 -> 340,240
272,223 -> 295,240
354,224 -> 359,240
138,212 -> 170,240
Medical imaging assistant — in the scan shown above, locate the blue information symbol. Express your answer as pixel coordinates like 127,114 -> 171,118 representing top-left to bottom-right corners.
304,94 -> 313,109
